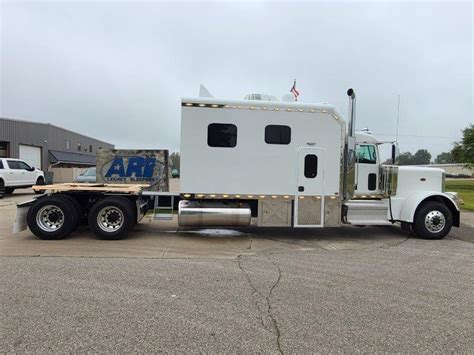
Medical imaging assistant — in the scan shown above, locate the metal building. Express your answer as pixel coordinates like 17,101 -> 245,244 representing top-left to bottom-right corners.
0,117 -> 114,170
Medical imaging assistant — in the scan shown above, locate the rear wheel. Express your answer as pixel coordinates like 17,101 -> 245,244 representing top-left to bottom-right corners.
88,197 -> 136,240
412,201 -> 453,239
27,195 -> 78,240
34,176 -> 46,194
59,194 -> 84,232
5,187 -> 15,195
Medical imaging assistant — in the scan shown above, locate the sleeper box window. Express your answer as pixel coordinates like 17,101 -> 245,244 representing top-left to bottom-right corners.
208,123 -> 237,148
265,125 -> 291,145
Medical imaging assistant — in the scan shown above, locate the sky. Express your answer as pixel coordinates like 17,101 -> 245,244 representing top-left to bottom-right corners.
1,0 -> 472,160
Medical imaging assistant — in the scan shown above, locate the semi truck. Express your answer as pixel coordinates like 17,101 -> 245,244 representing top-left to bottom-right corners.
15,89 -> 460,240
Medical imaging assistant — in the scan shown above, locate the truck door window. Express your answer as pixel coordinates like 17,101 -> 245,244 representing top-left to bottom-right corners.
208,123 -> 237,148
17,161 -> 32,170
304,154 -> 318,178
7,160 -> 20,169
265,125 -> 291,145
0,161 -> 3,169
356,144 -> 377,164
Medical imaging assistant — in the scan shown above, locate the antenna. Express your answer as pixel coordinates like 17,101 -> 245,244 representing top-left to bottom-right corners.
396,94 -> 400,143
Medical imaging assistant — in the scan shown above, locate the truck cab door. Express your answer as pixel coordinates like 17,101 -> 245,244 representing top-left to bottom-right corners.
355,144 -> 379,196
17,160 -> 36,185
5,160 -> 24,186
294,147 -> 325,227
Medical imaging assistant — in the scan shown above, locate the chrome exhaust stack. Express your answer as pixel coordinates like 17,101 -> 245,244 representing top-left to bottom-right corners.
343,88 -> 357,201
347,88 -> 356,137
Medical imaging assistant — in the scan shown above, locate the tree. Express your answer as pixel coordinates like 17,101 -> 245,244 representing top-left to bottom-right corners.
398,149 -> 432,165
435,151 -> 454,164
451,124 -> 474,166
414,149 -> 431,165
169,152 -> 180,170
398,152 -> 415,165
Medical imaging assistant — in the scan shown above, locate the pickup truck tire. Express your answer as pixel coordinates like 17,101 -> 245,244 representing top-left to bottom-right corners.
27,195 -> 78,240
0,179 -> 4,199
34,177 -> 46,194
5,187 -> 15,195
88,197 -> 135,240
412,201 -> 453,239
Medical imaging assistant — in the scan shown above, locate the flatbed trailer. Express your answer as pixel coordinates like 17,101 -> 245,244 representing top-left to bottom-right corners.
15,89 -> 460,240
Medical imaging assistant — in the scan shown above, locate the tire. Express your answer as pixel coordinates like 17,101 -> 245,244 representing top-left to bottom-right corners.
27,195 -> 78,240
412,201 -> 453,240
5,187 -> 15,195
34,176 -> 46,194
59,194 -> 84,232
88,197 -> 136,240
0,179 -> 4,199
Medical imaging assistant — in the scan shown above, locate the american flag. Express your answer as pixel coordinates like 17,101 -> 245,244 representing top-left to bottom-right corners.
290,80 -> 300,101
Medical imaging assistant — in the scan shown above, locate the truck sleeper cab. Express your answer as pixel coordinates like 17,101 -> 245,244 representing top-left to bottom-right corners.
19,89 -> 459,240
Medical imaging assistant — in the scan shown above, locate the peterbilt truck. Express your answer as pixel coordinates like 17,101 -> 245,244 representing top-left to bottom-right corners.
15,89 -> 460,240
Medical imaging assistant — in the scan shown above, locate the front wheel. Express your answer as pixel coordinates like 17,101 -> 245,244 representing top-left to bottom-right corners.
412,201 -> 453,239
88,197 -> 136,240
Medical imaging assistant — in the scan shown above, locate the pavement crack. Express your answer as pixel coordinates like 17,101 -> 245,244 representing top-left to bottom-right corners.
237,254 -> 266,329
264,254 -> 283,354
237,254 -> 284,355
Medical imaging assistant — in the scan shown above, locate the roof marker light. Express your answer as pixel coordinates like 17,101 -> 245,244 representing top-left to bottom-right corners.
310,109 -> 316,113
185,103 -> 193,106
247,195 -> 253,198
222,194 -> 229,198
183,194 -> 191,198
260,195 -> 265,198
235,195 -> 241,198
298,109 -> 304,112
198,103 -> 206,107
211,104 -> 219,108
262,107 -> 267,110
210,194 -> 216,198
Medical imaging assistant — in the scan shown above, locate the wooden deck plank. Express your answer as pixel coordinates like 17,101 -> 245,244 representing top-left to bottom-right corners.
32,183 -> 150,194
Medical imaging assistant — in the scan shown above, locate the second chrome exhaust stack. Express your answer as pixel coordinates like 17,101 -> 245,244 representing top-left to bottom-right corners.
347,88 -> 356,138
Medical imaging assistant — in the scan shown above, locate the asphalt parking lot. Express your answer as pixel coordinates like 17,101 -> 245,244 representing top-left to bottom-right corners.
1,188 -> 473,353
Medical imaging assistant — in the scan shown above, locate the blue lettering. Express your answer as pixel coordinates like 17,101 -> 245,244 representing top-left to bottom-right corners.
105,157 -> 126,177
126,156 -> 145,177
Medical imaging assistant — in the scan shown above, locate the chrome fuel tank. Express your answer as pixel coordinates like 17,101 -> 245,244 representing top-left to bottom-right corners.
178,200 -> 251,226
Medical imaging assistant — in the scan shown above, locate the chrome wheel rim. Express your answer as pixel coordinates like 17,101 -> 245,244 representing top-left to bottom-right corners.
424,210 -> 446,233
97,206 -> 124,232
36,205 -> 65,232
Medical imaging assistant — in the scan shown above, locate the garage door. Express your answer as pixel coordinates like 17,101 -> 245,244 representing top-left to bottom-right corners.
19,145 -> 42,169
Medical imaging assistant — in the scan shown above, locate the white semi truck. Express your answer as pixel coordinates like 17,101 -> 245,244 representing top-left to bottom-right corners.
16,89 -> 460,240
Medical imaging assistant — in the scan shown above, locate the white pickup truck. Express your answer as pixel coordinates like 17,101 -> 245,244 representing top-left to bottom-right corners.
0,158 -> 45,198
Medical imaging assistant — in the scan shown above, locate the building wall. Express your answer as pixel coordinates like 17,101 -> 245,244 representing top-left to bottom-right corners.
0,117 -> 114,170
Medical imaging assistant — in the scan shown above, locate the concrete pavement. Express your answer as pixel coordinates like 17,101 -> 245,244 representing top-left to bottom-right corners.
1,189 -> 473,352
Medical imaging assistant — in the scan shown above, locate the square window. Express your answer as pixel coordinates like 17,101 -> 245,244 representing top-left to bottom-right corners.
265,125 -> 291,145
208,123 -> 237,148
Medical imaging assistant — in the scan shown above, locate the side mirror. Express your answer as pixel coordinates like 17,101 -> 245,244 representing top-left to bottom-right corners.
391,143 -> 399,165
28,166 -> 35,171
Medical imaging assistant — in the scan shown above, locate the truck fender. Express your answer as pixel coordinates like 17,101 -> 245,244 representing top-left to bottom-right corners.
399,192 -> 460,227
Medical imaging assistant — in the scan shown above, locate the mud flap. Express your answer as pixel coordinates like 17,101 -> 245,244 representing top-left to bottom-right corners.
13,200 -> 35,234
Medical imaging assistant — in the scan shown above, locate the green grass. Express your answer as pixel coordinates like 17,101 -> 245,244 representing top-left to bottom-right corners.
445,179 -> 474,211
